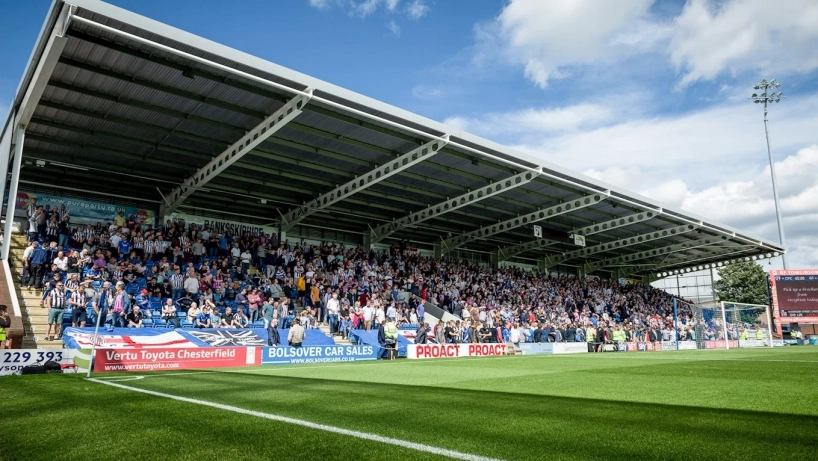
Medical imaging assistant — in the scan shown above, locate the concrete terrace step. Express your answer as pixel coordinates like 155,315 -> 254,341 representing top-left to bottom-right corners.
317,324 -> 353,346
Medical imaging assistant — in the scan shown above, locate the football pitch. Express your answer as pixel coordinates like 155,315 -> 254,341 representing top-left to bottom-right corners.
2,348 -> 817,461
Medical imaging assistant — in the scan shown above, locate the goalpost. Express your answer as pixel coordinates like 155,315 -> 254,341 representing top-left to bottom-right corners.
690,302 -> 774,350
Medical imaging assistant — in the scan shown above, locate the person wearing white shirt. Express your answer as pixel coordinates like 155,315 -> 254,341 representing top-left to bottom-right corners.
326,292 -> 340,335
375,305 -> 385,326
184,275 -> 200,298
362,304 -> 374,330
509,325 -> 521,346
53,252 -> 69,272
240,249 -> 252,271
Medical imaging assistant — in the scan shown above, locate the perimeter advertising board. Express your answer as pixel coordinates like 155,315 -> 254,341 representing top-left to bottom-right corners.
93,347 -> 261,372
261,345 -> 379,365
518,343 -> 588,355
0,350 -> 80,375
770,269 -> 818,331
406,343 -> 507,359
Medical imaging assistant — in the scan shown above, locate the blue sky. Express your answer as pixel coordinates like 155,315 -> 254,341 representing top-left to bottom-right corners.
1,0 -> 817,269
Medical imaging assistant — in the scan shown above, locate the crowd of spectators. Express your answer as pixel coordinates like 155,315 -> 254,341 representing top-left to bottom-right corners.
20,200 -> 749,346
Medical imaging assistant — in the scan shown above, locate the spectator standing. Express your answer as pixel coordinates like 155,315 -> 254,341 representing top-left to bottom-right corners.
326,292 -> 340,335
184,273 -> 199,300
261,298 -> 275,329
45,281 -> 66,341
288,318 -> 305,347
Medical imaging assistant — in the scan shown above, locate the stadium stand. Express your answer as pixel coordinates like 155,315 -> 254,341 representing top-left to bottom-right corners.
11,215 -> 758,350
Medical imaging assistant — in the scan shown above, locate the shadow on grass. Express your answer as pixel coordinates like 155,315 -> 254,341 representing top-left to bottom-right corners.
88,370 -> 818,460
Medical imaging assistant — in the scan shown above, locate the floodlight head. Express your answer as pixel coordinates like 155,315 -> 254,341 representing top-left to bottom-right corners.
752,93 -> 757,98
753,85 -> 760,90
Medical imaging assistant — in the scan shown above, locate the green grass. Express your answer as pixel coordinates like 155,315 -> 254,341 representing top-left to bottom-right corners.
2,347 -> 817,461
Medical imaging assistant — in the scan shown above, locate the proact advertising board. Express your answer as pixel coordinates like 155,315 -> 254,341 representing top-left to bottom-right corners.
406,343 -> 507,359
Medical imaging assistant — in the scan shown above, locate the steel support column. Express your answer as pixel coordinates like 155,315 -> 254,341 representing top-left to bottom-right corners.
2,127 -> 25,260
280,137 -> 448,232
441,192 -> 608,255
160,90 -> 313,216
0,113 -> 14,213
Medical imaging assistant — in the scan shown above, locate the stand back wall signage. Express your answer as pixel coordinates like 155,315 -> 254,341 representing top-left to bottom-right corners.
16,191 -> 156,225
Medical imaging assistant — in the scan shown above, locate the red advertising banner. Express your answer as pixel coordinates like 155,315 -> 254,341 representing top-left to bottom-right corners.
704,340 -> 739,349
407,343 -> 507,359
94,347 -> 261,372
769,269 -> 818,332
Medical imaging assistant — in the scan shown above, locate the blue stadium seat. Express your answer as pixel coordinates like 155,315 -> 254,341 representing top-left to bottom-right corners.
143,319 -> 154,328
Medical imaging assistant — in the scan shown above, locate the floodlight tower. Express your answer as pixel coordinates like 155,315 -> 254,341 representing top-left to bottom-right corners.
751,79 -> 788,269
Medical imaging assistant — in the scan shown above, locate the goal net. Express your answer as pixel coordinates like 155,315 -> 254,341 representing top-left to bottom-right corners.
689,302 -> 773,349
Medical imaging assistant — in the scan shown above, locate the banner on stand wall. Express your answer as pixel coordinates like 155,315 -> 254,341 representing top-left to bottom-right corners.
15,191 -> 156,225
165,212 -> 277,237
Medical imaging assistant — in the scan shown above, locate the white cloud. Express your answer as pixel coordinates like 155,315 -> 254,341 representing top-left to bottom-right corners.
411,84 -> 443,100
486,0 -> 665,87
584,166 -> 642,190
309,0 -> 331,9
387,20 -> 401,36
504,93 -> 818,192
670,0 -> 818,87
443,103 -> 615,137
467,0 -> 818,88
308,0 -> 429,20
406,0 -> 429,20
676,145 -> 818,268
444,95 -> 818,269
641,179 -> 690,208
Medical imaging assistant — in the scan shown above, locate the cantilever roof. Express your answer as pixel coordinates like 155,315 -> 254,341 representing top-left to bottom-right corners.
2,0 -> 785,279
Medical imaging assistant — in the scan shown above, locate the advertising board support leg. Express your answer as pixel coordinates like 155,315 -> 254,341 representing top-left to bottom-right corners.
86,304 -> 105,378
721,301 -> 729,350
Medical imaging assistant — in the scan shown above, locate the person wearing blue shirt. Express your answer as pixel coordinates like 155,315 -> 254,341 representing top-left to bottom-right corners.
196,307 -> 212,328
135,289 -> 150,312
118,238 -> 130,257
27,243 -> 49,289
217,235 -> 228,257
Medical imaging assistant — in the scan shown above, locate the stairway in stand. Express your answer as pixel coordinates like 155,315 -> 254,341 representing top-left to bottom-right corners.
8,233 -> 63,349
317,323 -> 352,346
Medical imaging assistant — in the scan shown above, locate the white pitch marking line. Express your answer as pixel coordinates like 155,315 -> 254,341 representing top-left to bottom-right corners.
87,378 -> 506,461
